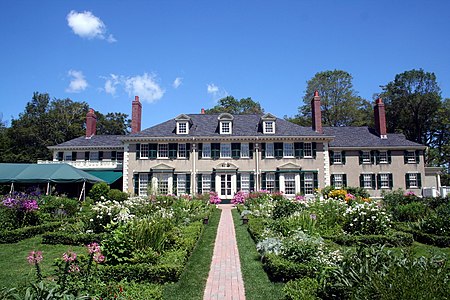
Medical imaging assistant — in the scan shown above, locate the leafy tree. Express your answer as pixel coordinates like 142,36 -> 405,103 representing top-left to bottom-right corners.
379,69 -> 442,145
294,70 -> 371,127
205,96 -> 264,114
96,112 -> 131,135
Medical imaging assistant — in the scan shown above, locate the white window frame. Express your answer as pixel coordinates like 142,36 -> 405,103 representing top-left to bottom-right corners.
408,173 -> 418,188
304,142 -> 313,158
362,151 -> 371,164
283,142 -> 294,158
89,151 -> 99,161
220,143 -> 232,158
266,173 -> 275,193
265,143 -> 274,158
380,173 -> 390,189
140,144 -> 149,159
363,174 -> 373,189
202,143 -> 211,158
240,173 -> 250,193
64,151 -> 73,161
334,174 -> 343,189
241,143 -> 249,158
220,121 -> 232,134
178,143 -> 187,159
333,152 -> 342,164
157,143 -> 169,159
304,172 -> 314,195
202,174 -> 211,193
177,122 -> 188,134
284,173 -> 296,195
155,173 -> 170,195
264,121 -> 275,134
379,151 -> 388,164
177,174 -> 186,195
139,173 -> 149,196
407,151 -> 416,163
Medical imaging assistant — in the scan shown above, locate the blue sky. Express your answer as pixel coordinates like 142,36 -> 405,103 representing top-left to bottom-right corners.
1,0 -> 449,130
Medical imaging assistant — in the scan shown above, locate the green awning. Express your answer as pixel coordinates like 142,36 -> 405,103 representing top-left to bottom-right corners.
86,171 -> 123,184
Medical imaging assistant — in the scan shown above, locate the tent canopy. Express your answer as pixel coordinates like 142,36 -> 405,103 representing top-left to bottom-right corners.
0,163 -> 104,184
86,171 -> 122,184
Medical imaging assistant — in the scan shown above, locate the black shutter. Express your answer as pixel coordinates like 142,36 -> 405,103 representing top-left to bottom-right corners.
250,173 -> 255,191
415,150 -> 420,163
58,152 -> 64,161
389,174 -> 393,189
359,174 -> 364,188
294,142 -> 303,158
149,144 -> 157,159
312,142 -> 317,158
261,173 -> 267,190
134,174 -> 139,196
331,174 -> 335,186
71,152 -> 77,161
300,172 -> 305,194
313,172 -> 318,189
377,174 -> 381,189
249,143 -> 254,159
136,143 -> 140,160
237,173 -> 241,191
375,151 -> 380,164
405,174 -> 410,189
370,150 -> 376,164
274,143 -> 283,159
417,173 -> 422,188
111,151 -> 117,161
359,151 -> 363,165
261,143 -> 266,159
387,150 -> 392,164
186,174 -> 191,194
330,151 -> 334,165
404,151 -> 408,164
211,173 -> 216,190
343,174 -> 348,187
169,143 -> 178,159
85,151 -> 89,161
275,173 -> 280,192
232,143 -> 241,159
99,151 -> 104,161
212,143 -> 220,160
173,174 -> 178,193
198,143 -> 202,159
197,174 -> 202,194
342,151 -> 346,164
371,174 -> 376,189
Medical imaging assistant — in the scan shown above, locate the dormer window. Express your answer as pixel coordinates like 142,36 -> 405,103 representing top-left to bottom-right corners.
261,113 -> 276,134
175,114 -> 191,135
218,113 -> 234,135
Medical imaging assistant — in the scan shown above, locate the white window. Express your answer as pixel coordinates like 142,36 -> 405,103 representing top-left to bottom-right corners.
177,174 -> 186,195
363,174 -> 373,189
283,143 -> 294,157
304,173 -> 314,195
407,151 -> 416,163
64,152 -> 72,161
158,144 -> 169,158
379,151 -> 388,163
241,173 -> 250,192
266,173 -> 275,193
333,152 -> 342,164
155,173 -> 169,195
178,143 -> 187,159
241,143 -> 249,158
266,143 -> 274,158
220,122 -> 231,134
380,173 -> 390,189
284,174 -> 296,195
202,143 -> 211,158
202,174 -> 211,193
264,121 -> 274,134
304,142 -> 313,158
89,151 -> 99,161
139,173 -> 149,196
362,151 -> 371,164
140,144 -> 149,159
177,122 -> 188,134
334,174 -> 343,188
408,173 -> 418,188
220,143 -> 231,158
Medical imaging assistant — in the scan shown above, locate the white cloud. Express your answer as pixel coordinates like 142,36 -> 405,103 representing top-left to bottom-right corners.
125,73 -> 165,103
207,83 -> 219,94
172,77 -> 182,89
67,10 -> 116,43
66,70 -> 88,93
104,74 -> 120,96
207,83 -> 228,100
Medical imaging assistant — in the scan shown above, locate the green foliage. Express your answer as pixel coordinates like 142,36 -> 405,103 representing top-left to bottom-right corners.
308,198 -> 346,236
101,224 -> 135,265
205,96 -> 264,114
325,231 -> 414,247
392,202 -> 429,222
129,217 -> 172,252
272,198 -> 303,219
418,202 -> 450,236
88,182 -> 110,202
262,253 -> 315,282
281,232 -> 323,263
107,189 -> 128,202
271,213 -> 318,237
42,232 -> 103,246
95,281 -> 162,300
342,202 -> 391,235
395,224 -> 450,247
40,196 -> 80,218
98,263 -> 183,283
283,277 -> 320,300
247,216 -> 268,242
0,222 -> 62,243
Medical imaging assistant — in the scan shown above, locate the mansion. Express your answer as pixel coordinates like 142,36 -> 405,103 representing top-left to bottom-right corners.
44,92 -> 440,199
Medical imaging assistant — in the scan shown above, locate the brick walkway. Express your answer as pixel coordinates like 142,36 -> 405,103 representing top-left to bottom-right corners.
203,204 -> 246,300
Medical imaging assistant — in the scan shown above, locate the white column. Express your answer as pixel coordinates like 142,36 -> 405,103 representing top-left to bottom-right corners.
122,143 -> 130,193
323,142 -> 331,187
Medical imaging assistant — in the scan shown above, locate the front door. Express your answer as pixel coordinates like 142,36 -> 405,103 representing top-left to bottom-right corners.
219,174 -> 233,200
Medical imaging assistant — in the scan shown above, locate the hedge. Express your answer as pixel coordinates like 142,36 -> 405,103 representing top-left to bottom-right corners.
42,231 -> 104,245
262,253 -> 316,282
247,216 -> 267,243
323,231 -> 414,247
0,221 -> 62,243
394,223 -> 450,248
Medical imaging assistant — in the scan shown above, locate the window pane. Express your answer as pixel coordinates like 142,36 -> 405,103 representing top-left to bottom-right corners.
220,143 -> 231,158
380,173 -> 389,188
139,173 -> 148,196
283,143 -> 294,157
241,143 -> 249,158
178,144 -> 187,158
202,174 -> 211,193
409,173 -> 417,187
284,174 -> 296,195
407,151 -> 416,163
90,151 -> 98,161
156,173 -> 169,195
362,151 -> 371,163
266,143 -> 274,157
158,144 -> 168,158
221,122 -> 230,134
202,143 -> 211,158
266,173 -> 275,193
241,173 -> 250,192
178,122 -> 187,134
333,152 -> 342,164
304,173 -> 314,195
334,174 -> 343,188
140,144 -> 149,158
265,121 -> 274,133
177,174 -> 186,195
363,174 -> 372,188
379,151 -> 388,163
304,143 -> 312,157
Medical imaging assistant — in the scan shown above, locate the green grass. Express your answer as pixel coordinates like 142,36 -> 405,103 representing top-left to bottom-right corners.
389,241 -> 450,257
232,209 -> 284,300
0,236 -> 85,289
163,208 -> 220,300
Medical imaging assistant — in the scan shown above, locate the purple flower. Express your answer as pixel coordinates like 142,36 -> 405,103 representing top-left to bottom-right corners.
209,192 -> 221,204
87,242 -> 101,254
232,191 -> 248,205
27,250 -> 43,264
2,197 -> 18,208
310,213 -> 317,220
22,199 -> 39,212
62,251 -> 77,262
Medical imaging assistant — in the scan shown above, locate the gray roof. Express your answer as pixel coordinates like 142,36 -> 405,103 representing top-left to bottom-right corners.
323,127 -> 425,149
49,135 -> 123,149
126,114 -> 327,138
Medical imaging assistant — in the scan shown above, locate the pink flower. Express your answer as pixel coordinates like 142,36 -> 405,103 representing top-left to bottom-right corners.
93,253 -> 105,263
68,264 -> 80,273
62,251 -> 77,262
27,250 -> 43,264
87,242 -> 101,254
209,192 -> 221,204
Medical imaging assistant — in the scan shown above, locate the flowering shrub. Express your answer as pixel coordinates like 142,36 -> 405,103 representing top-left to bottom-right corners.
232,191 -> 247,205
209,192 -> 221,204
327,189 -> 347,200
1,193 -> 40,229
343,201 -> 391,235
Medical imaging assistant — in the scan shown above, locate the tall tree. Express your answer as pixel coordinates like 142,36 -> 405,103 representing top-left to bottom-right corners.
379,69 -> 442,145
205,96 -> 264,114
96,112 -> 131,135
295,70 -> 371,127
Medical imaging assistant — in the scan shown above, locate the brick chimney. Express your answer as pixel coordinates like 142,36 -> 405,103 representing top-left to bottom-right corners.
374,98 -> 387,139
311,90 -> 323,134
131,96 -> 142,133
201,108 -> 205,114
85,108 -> 97,138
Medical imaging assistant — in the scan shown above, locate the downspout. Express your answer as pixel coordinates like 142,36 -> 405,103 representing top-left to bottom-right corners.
192,137 -> 196,195
255,137 -> 260,191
